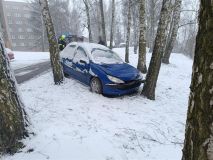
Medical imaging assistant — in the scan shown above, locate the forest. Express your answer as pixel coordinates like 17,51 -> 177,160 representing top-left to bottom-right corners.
0,0 -> 212,160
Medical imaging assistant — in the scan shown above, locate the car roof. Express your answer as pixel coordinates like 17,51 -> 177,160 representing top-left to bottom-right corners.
68,42 -> 110,53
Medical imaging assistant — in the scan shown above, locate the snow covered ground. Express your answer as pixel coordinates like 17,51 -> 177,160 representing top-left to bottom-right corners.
3,48 -> 193,160
11,51 -> 50,70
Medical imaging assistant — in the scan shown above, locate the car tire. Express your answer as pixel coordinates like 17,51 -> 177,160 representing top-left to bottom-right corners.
90,77 -> 102,94
64,72 -> 69,78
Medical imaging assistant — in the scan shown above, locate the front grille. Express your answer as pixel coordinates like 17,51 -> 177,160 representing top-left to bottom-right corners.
108,80 -> 142,90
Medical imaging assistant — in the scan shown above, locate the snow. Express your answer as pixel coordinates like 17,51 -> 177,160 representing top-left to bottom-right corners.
11,51 -> 50,70
3,48 -> 193,160
61,42 -> 123,65
78,42 -> 110,54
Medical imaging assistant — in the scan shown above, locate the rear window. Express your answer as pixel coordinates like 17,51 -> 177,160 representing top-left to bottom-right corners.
60,45 -> 76,59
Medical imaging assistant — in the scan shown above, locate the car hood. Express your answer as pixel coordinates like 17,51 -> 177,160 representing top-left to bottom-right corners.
95,63 -> 140,81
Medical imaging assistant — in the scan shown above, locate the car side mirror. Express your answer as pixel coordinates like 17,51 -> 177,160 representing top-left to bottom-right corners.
80,59 -> 87,65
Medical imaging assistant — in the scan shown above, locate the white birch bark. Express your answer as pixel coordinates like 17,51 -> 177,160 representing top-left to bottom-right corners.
99,0 -> 107,46
125,0 -> 132,63
39,0 -> 64,84
137,0 -> 147,73
109,0 -> 115,49
182,1 -> 213,159
142,0 -> 172,100
83,0 -> 93,42
162,0 -> 182,64
0,36 -> 28,154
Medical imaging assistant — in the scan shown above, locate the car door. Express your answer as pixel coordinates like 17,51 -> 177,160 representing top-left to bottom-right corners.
72,47 -> 90,84
61,44 -> 77,76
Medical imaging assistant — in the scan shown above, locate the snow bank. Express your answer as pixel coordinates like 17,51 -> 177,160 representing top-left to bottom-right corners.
3,48 -> 193,160
11,51 -> 50,70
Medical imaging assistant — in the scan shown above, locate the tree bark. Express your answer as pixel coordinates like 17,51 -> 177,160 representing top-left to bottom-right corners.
125,0 -> 132,63
0,37 -> 28,154
39,0 -> 64,85
99,0 -> 107,46
0,0 -> 12,49
83,0 -> 93,43
162,0 -> 182,64
41,14 -> 46,52
132,4 -> 138,54
109,0 -> 115,49
148,0 -> 155,52
142,0 -> 171,100
137,0 -> 147,73
182,1 -> 213,160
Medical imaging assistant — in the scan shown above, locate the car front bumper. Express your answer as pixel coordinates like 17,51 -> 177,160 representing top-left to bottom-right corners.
103,79 -> 143,96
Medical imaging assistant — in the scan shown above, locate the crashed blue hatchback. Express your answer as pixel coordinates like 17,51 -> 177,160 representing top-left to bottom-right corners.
60,42 -> 143,96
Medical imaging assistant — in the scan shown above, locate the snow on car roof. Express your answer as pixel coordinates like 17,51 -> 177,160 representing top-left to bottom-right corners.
68,42 -> 110,53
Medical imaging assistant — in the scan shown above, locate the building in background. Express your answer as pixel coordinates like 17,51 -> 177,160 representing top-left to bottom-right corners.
3,1 -> 88,51
4,1 -> 40,51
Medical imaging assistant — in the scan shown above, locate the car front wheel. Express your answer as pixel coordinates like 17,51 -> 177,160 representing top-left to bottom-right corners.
90,77 -> 102,94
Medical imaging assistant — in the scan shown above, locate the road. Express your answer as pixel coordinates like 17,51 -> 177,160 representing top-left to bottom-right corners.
14,61 -> 51,84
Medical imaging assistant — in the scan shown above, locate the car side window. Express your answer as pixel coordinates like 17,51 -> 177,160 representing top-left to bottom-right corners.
61,44 -> 76,60
73,47 -> 88,63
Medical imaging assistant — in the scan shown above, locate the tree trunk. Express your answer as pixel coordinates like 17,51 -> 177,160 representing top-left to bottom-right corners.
137,0 -> 147,73
96,2 -> 102,40
83,0 -> 93,43
41,14 -> 45,52
125,0 -> 132,63
109,0 -> 115,49
39,0 -> 64,85
142,0 -> 171,100
149,0 -> 155,52
99,0 -> 107,46
182,1 -> 213,160
164,14 -> 174,55
132,4 -> 138,54
0,37 -> 28,154
162,0 -> 182,64
0,0 -> 12,49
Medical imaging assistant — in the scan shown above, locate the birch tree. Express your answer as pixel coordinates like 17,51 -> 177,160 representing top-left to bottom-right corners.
109,0 -> 115,49
132,2 -> 139,54
99,0 -> 107,46
125,0 -> 132,63
146,0 -> 156,51
29,0 -> 48,52
0,37 -> 28,154
0,0 -> 12,49
83,0 -> 93,42
162,0 -> 182,64
137,0 -> 147,73
182,1 -> 213,159
39,0 -> 64,84
142,0 -> 171,100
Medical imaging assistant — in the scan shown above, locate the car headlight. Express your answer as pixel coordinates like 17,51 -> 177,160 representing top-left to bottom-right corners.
107,75 -> 124,84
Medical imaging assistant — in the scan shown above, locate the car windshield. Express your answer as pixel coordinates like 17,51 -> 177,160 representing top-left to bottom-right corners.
91,48 -> 123,64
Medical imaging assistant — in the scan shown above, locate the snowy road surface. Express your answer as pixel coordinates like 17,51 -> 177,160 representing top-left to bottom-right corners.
3,48 -> 193,160
14,61 -> 51,84
10,51 -> 50,83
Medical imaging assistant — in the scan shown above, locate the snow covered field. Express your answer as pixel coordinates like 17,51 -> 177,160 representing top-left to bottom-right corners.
4,48 -> 193,160
11,51 -> 50,70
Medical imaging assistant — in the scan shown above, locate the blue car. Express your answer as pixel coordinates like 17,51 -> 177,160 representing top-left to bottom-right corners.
60,42 -> 143,96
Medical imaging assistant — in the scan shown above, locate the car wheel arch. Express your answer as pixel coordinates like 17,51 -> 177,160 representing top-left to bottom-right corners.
90,77 -> 103,94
